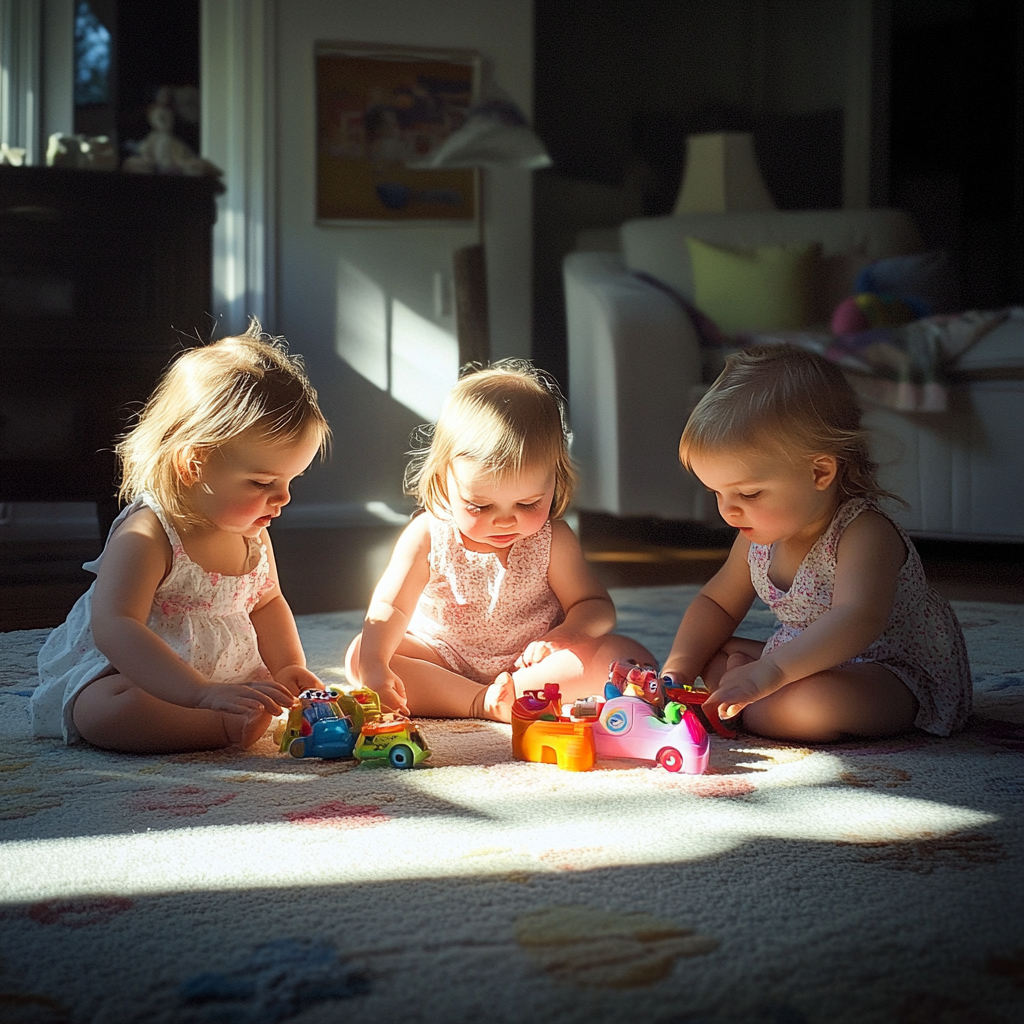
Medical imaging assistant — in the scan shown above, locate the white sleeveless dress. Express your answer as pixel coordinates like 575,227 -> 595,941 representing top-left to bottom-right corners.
407,514 -> 565,685
747,498 -> 972,736
32,496 -> 276,743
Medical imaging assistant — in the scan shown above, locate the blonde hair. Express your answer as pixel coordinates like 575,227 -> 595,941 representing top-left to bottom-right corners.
406,359 -> 577,519
116,320 -> 330,524
679,344 -> 902,505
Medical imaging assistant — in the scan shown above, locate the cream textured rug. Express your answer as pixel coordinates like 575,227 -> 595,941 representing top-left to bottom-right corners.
1,585 -> 1022,1024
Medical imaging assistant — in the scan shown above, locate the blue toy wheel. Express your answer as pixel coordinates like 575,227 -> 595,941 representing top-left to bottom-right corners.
288,738 -> 307,759
388,743 -> 415,769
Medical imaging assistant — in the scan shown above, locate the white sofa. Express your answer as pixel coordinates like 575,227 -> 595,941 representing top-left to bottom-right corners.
564,209 -> 1024,542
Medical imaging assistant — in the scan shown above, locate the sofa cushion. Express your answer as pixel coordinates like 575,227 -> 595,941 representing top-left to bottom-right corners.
621,209 -> 924,316
686,236 -> 821,333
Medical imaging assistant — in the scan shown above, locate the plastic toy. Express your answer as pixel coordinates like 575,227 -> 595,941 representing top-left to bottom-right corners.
274,686 -> 431,768
353,715 -> 431,768
591,695 -> 709,774
608,660 -> 737,740
661,678 -> 738,740
276,689 -> 358,760
511,684 -> 596,771
510,666 -> 710,775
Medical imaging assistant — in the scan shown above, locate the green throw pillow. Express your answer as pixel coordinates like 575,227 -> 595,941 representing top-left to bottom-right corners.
685,236 -> 822,334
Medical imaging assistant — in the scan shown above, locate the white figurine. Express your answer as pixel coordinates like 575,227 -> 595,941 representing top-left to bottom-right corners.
122,101 -> 221,177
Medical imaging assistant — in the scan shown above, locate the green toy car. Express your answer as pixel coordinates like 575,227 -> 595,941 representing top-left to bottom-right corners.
354,716 -> 431,768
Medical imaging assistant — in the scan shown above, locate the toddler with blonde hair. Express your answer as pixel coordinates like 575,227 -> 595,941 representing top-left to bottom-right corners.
32,322 -> 330,753
346,360 -> 654,721
663,343 -> 971,742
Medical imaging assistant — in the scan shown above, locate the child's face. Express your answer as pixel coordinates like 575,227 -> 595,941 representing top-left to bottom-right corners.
188,428 -> 321,537
446,458 -> 555,553
688,447 -> 838,547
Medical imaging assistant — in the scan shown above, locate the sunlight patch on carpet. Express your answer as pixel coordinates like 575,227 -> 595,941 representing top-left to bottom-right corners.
0,782 -> 997,902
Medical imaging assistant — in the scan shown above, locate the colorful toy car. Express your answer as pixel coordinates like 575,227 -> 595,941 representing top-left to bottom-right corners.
277,689 -> 358,760
591,694 -> 709,774
608,660 -> 737,740
353,715 -> 431,769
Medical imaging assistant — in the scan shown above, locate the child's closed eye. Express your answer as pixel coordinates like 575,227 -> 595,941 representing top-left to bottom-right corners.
517,500 -> 542,511
250,480 -> 273,490
739,491 -> 762,500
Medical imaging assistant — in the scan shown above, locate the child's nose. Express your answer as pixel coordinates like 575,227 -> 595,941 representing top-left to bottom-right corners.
271,484 -> 291,507
718,497 -> 739,519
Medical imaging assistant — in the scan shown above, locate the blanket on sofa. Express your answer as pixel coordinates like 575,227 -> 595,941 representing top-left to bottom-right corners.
646,264 -> 1018,413
1,584 -> 1023,1024
737,308 -> 1013,413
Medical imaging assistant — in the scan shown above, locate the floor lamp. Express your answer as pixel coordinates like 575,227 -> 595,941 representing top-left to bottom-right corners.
409,98 -> 551,366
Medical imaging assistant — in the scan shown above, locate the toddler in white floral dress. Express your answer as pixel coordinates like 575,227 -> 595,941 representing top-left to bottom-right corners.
345,361 -> 654,722
32,322 -> 330,753
662,344 -> 971,743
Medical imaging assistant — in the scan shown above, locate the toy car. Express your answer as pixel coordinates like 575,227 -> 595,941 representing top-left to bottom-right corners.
354,715 -> 431,769
277,689 -> 358,760
591,695 -> 709,774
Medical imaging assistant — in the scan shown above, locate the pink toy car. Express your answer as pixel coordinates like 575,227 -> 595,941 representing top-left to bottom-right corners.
592,695 -> 709,774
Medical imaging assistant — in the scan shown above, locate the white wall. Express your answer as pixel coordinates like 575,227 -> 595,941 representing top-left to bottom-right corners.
268,0 -> 534,516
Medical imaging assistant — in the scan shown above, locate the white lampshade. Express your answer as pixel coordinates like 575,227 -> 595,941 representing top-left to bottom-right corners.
674,132 -> 775,214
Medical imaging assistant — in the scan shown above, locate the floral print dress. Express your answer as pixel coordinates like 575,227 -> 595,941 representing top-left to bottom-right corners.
748,498 -> 972,735
32,496 -> 276,743
408,514 -> 565,685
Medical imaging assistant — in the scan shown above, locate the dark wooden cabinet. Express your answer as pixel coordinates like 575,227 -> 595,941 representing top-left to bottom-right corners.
0,166 -> 220,529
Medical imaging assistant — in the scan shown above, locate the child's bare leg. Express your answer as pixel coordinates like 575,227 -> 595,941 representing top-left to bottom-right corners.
696,637 -> 767,692
72,674 -> 265,754
741,663 -> 918,743
509,634 -> 656,705
389,655 -> 515,721
346,632 -> 511,721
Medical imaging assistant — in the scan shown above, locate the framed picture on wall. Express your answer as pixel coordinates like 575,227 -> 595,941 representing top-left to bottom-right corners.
315,41 -> 481,225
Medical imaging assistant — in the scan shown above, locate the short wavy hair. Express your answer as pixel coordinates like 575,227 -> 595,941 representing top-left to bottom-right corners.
679,343 -> 902,505
406,359 -> 577,520
116,320 -> 330,524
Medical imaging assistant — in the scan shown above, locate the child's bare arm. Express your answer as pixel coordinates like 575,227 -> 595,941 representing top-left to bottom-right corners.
661,534 -> 757,685
707,511 -> 905,719
90,512 -> 291,714
249,531 -> 321,695
356,516 -> 432,702
518,520 -> 616,666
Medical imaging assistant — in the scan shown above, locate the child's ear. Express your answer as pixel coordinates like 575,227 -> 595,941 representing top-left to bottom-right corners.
811,454 -> 839,491
175,446 -> 205,487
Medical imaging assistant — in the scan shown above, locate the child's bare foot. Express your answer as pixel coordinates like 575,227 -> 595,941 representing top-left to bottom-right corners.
224,710 -> 273,748
479,671 -> 516,723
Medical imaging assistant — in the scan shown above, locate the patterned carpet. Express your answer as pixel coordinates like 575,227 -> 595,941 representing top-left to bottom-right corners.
1,585 -> 1022,1024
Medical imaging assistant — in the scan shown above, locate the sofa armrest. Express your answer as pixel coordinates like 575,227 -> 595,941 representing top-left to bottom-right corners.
564,250 -> 715,521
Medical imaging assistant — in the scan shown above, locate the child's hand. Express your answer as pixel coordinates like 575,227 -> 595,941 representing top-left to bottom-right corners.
274,664 -> 322,697
706,654 -> 782,721
195,681 -> 294,717
362,666 -> 410,717
515,640 -> 560,668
